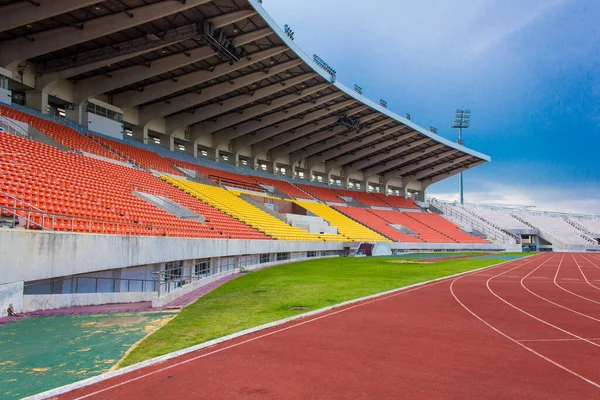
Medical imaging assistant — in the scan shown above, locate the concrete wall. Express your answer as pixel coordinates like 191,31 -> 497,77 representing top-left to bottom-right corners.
0,281 -> 23,317
21,292 -> 156,313
0,230 -> 345,285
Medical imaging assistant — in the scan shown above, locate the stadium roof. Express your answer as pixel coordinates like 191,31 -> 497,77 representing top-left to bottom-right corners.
0,0 -> 490,188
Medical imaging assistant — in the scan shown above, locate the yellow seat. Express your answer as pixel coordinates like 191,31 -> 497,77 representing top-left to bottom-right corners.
162,176 -> 321,241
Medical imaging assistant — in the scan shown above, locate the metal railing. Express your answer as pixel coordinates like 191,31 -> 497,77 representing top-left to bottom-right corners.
510,213 -> 569,251
0,190 -> 208,237
154,259 -> 248,296
0,115 -> 30,139
430,199 -> 519,244
24,276 -> 159,295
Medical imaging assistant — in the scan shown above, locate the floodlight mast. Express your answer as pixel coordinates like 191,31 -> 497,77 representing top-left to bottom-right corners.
451,109 -> 471,205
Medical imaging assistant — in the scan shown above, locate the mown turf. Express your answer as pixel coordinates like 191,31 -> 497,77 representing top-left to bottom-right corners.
121,255 -> 529,367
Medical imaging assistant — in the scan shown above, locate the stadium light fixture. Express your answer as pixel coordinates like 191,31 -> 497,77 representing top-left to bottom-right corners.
313,54 -> 336,82
354,84 -> 363,95
450,109 -> 471,204
429,126 -> 437,134
405,113 -> 411,120
380,99 -> 387,108
284,24 -> 295,41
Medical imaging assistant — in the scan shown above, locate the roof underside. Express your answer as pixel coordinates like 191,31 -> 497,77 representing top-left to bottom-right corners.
0,0 -> 489,185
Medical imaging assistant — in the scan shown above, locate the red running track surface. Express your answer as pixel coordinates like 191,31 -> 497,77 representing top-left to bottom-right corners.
56,253 -> 600,399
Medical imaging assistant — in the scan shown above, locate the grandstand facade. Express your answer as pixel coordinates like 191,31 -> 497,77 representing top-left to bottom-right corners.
0,0 -> 517,317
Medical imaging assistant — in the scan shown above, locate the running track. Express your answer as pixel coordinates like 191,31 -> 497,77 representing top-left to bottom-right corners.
53,253 -> 600,399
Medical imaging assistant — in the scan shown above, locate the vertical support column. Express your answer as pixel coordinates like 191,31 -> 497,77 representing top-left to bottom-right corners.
65,103 -> 88,126
186,140 -> 198,158
160,134 -> 174,151
132,125 -> 149,144
25,91 -> 49,114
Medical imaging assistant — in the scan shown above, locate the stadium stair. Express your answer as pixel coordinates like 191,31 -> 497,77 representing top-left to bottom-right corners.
297,184 -> 344,203
293,201 -> 391,242
371,193 -> 419,209
333,189 -> 388,207
333,205 -> 423,242
368,209 -> 455,243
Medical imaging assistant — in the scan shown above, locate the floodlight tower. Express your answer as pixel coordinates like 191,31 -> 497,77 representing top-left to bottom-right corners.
451,109 -> 471,204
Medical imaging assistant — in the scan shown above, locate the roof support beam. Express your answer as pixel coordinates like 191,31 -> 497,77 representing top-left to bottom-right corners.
38,19 -> 264,86
383,150 -> 459,182
114,46 -> 288,108
322,130 -> 418,167
199,83 -> 329,142
216,91 -> 344,144
0,0 -> 98,33
348,138 -> 433,171
37,45 -> 166,90
243,99 -> 356,153
74,46 -> 215,104
139,58 -> 303,122
268,108 -> 373,160
304,121 -> 401,164
362,144 -> 445,177
168,73 -> 317,133
74,19 -> 267,102
0,0 -> 214,66
265,106 -> 368,152
390,154 -> 473,183
294,119 -> 395,163
232,28 -> 273,47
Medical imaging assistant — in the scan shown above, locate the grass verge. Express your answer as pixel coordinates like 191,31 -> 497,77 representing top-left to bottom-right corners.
121,255 -> 527,367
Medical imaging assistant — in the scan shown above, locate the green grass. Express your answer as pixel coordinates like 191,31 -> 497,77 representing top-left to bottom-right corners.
121,255 -> 529,367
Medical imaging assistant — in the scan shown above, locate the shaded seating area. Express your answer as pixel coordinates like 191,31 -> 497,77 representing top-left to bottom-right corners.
371,193 -> 419,209
0,105 -> 124,162
90,135 -> 181,176
297,184 -> 343,203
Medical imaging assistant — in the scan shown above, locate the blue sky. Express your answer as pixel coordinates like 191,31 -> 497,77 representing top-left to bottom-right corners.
262,0 -> 600,214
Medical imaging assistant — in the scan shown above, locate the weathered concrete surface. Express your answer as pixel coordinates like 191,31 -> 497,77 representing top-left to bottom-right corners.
21,292 -> 156,313
0,281 -> 23,317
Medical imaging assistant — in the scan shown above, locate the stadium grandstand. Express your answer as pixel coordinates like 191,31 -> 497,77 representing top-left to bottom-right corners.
0,0 -> 596,324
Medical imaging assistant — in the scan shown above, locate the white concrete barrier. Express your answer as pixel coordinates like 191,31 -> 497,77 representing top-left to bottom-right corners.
21,292 -> 156,313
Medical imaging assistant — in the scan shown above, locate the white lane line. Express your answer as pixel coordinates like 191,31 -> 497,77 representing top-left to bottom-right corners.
449,258 -> 600,389
553,254 -> 600,305
517,338 -> 600,343
55,256 -> 541,400
577,254 -> 600,292
520,254 -> 600,323
486,255 -> 600,348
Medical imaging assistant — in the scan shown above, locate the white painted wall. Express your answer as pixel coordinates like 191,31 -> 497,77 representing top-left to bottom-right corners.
0,87 -> 11,105
87,113 -> 123,139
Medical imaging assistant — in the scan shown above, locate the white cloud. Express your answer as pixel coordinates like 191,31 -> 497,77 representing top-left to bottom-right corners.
429,181 -> 600,215
465,0 -> 566,55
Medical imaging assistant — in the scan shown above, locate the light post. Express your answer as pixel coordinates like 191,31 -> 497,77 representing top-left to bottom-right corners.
451,109 -> 471,204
